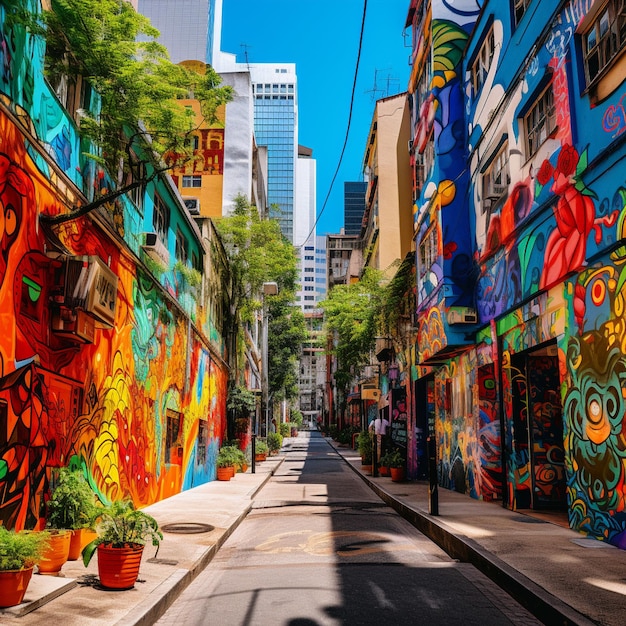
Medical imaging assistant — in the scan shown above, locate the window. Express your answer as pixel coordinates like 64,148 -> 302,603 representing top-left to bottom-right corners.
185,135 -> 200,150
305,277 -> 314,282
175,228 -> 188,264
582,0 -> 626,87
482,142 -> 510,210
153,194 -> 170,241
165,409 -> 183,465
197,419 -> 207,465
514,0 -> 532,25
419,225 -> 438,277
524,86 -> 556,157
182,175 -> 202,188
471,27 -> 495,96
304,286 -> 314,291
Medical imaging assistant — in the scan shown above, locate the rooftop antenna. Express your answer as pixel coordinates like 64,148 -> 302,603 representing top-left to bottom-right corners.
240,43 -> 251,70
365,67 -> 391,101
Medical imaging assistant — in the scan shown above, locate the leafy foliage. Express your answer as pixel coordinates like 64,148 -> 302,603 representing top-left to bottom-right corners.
357,431 -> 373,463
227,385 -> 257,414
82,499 -> 162,566
0,527 -> 50,571
13,0 -> 233,181
267,432 -> 283,453
320,268 -> 385,391
215,195 -> 306,400
46,467 -> 98,530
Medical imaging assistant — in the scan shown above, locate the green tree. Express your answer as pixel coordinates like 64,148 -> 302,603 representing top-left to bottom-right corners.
215,195 -> 306,402
9,0 -> 233,220
320,268 -> 384,394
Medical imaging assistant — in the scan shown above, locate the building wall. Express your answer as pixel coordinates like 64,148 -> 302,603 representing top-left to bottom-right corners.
410,0 -> 626,547
0,4 -> 228,531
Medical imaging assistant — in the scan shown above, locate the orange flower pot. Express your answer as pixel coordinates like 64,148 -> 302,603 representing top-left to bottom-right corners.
0,567 -> 34,608
390,467 -> 405,482
217,466 -> 233,481
68,528 -> 98,561
38,530 -> 71,575
97,543 -> 144,590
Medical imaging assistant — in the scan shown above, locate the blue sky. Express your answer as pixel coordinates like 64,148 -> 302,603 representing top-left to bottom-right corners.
220,0 -> 411,236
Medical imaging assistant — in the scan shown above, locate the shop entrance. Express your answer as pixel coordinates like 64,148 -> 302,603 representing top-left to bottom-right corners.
510,343 -> 566,510
414,374 -> 435,480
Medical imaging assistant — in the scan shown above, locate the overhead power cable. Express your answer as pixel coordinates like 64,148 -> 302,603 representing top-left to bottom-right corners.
298,0 -> 368,248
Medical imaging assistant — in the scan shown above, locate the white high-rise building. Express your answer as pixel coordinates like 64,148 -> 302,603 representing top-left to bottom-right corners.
137,1 -> 310,248
136,0 -> 222,66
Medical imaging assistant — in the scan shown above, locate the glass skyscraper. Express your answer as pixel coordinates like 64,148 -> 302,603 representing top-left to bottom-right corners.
250,65 -> 298,241
344,181 -> 367,236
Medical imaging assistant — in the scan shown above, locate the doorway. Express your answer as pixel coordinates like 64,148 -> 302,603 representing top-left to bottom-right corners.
510,343 -> 566,511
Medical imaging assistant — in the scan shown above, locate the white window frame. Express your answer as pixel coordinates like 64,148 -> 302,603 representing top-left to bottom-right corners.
471,27 -> 495,97
582,0 -> 626,87
482,142 -> 510,212
524,86 -> 557,157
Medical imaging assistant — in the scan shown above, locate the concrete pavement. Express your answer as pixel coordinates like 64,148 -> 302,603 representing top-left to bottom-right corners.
1,431 -> 624,626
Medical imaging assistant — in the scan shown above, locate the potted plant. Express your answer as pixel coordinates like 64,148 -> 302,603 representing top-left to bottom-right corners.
216,446 -> 237,480
357,431 -> 373,473
82,499 -> 162,590
388,449 -> 406,482
378,451 -> 392,477
0,527 -> 49,608
255,439 -> 268,462
267,432 -> 283,455
233,447 -> 248,473
46,467 -> 98,562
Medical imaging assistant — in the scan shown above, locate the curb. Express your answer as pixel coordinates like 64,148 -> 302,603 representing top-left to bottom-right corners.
336,443 -> 596,626
123,457 -> 285,626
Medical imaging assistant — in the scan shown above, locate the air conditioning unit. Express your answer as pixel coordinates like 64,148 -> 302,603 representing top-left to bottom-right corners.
447,306 -> 478,325
142,232 -> 170,267
53,255 -> 118,327
184,197 -> 200,215
361,384 -> 380,401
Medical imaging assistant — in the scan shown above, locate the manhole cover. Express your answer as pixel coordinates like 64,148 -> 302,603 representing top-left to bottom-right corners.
161,522 -> 214,534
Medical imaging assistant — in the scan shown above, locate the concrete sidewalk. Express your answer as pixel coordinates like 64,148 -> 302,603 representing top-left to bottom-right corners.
2,432 -> 624,626
0,454 -> 285,626
330,440 -> 625,626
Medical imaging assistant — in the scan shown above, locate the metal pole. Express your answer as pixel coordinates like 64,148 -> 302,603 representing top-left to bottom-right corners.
428,436 -> 439,515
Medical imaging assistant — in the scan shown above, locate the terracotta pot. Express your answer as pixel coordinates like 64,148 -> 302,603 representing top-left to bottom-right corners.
238,463 -> 248,474
390,467 -> 405,482
379,465 -> 390,477
361,464 -> 373,475
255,453 -> 266,462
0,566 -> 34,608
68,528 -> 98,561
217,466 -> 232,481
38,530 -> 71,575
97,543 -> 144,590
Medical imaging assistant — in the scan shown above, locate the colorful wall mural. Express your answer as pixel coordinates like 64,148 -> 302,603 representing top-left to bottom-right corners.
0,6 -> 228,530
409,0 -> 626,547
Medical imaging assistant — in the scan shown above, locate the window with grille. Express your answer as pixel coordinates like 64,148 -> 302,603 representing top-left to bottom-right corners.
152,194 -> 170,241
165,409 -> 183,465
471,28 -> 495,96
514,0 -> 533,25
197,420 -> 207,465
583,0 -> 626,87
175,228 -> 188,264
524,86 -> 557,157
482,143 -> 510,211
182,175 -> 202,188
418,225 -> 438,277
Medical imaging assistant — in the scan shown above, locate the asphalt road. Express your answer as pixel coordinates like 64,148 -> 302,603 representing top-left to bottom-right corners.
155,432 -> 542,626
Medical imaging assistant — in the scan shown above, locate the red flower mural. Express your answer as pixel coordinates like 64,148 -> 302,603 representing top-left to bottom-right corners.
540,145 -> 618,296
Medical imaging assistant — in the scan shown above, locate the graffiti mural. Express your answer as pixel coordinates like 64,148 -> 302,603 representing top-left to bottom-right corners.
0,104 -> 226,529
